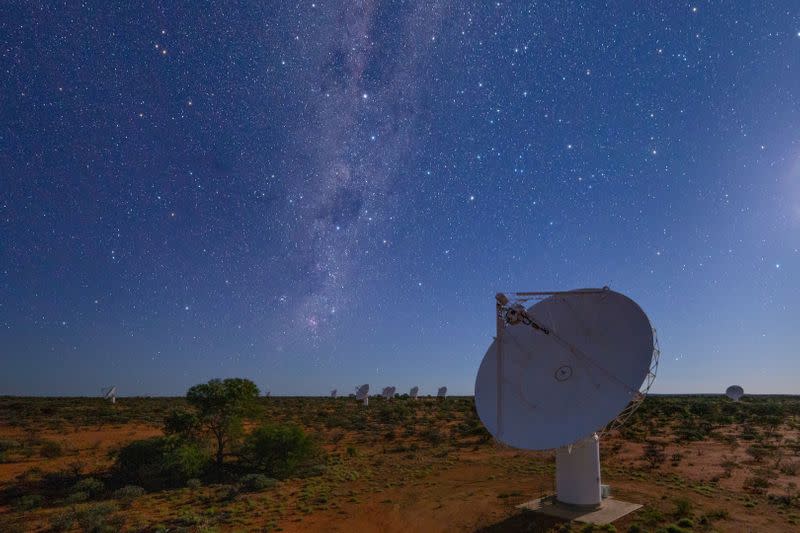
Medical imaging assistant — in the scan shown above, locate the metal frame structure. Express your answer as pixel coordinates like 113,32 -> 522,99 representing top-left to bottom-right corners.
602,329 -> 660,434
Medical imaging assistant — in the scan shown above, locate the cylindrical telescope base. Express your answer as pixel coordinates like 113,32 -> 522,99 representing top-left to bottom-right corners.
555,433 -> 601,508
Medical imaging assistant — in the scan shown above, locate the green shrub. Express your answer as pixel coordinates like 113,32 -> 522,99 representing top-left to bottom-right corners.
743,475 -> 770,494
49,510 -> 76,532
163,408 -> 200,437
65,491 -> 89,503
12,494 -> 44,511
673,497 -> 692,518
113,485 -> 146,501
40,439 -> 64,458
703,508 -> 729,521
186,478 -> 202,489
243,423 -> 316,478
420,427 -> 446,446
240,473 -> 277,492
72,477 -> 105,498
676,517 -> 693,527
642,441 -> 666,468
113,436 -> 210,490
75,502 -> 122,533
0,439 -> 21,452
220,483 -> 239,501
746,444 -> 772,462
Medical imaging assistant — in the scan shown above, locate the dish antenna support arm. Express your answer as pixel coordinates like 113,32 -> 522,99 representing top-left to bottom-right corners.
495,293 -> 507,438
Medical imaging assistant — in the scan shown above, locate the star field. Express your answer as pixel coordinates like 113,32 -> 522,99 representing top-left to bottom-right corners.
1,2 -> 799,396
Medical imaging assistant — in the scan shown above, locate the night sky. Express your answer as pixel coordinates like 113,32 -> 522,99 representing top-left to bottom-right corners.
2,2 -> 799,396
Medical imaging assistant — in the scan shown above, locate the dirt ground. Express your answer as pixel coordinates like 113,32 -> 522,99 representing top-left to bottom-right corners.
0,395 -> 798,532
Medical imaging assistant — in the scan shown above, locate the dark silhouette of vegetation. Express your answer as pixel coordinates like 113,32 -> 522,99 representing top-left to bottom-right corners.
242,423 -> 316,478
113,436 -> 209,490
163,407 -> 200,439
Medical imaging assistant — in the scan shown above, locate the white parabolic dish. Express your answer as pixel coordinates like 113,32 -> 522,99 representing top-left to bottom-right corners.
475,289 -> 655,450
355,384 -> 369,400
726,385 -> 744,401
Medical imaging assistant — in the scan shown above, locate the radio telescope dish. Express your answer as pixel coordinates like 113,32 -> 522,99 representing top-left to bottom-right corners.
330,389 -> 337,398
410,386 -> 419,399
725,385 -> 744,401
101,386 -> 117,404
476,288 -> 655,450
437,386 -> 447,398
381,386 -> 396,400
355,384 -> 369,406
475,288 -> 659,509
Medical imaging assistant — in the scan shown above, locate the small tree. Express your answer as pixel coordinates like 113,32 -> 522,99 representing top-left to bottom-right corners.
186,378 -> 260,467
642,441 -> 666,469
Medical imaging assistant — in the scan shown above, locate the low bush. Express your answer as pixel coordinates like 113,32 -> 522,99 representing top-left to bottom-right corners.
242,423 -> 316,478
163,408 -> 200,438
75,502 -> 122,532
39,440 -> 64,458
12,494 -> 43,511
673,497 -> 692,518
642,441 -> 666,469
72,477 -> 105,498
49,510 -> 76,532
113,436 -> 210,490
745,444 -> 772,462
420,427 -> 446,446
65,491 -> 88,503
220,483 -> 239,501
780,461 -> 799,475
0,439 -> 21,452
240,473 -> 277,492
113,484 -> 146,501
743,475 -> 770,494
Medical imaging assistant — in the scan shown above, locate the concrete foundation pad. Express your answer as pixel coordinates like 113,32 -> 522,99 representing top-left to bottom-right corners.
517,496 -> 642,525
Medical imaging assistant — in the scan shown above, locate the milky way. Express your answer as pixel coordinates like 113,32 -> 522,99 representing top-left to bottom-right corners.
279,3 -> 447,342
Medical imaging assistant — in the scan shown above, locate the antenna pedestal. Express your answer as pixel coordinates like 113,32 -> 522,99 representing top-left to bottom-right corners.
555,433 -> 601,508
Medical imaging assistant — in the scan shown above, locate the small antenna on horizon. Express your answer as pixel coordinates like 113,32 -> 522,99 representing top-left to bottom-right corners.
725,385 -> 744,401
381,386 -> 396,400
355,384 -> 369,406
101,386 -> 117,404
